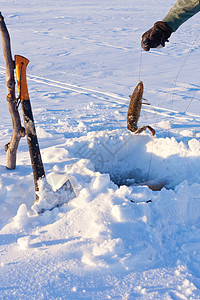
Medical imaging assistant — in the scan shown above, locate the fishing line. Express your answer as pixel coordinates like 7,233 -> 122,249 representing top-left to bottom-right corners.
138,48 -> 143,81
183,89 -> 198,114
144,31 -> 200,187
178,34 -> 200,117
162,31 -> 200,112
136,49 -> 155,187
165,32 -> 200,140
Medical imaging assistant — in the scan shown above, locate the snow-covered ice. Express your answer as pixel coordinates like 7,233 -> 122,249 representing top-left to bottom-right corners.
1,0 -> 200,298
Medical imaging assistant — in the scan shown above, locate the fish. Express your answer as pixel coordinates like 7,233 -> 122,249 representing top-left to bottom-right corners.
127,80 -> 155,136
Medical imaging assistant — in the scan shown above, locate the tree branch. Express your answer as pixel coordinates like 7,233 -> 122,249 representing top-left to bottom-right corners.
0,12 -> 25,169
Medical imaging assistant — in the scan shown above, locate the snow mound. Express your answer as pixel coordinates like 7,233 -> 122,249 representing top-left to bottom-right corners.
66,130 -> 200,189
14,204 -> 29,230
4,149 -> 200,275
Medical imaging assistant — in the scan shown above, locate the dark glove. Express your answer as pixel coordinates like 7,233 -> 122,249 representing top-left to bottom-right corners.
141,21 -> 173,51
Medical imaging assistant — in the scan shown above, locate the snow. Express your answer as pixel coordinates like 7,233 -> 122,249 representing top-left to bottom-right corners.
1,0 -> 200,298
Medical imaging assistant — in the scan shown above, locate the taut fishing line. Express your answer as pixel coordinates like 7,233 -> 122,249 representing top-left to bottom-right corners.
138,48 -> 143,81
135,48 -> 155,187
160,31 -> 200,112
144,31 -> 200,187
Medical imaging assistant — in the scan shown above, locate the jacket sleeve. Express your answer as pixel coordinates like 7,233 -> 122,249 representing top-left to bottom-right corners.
162,0 -> 200,32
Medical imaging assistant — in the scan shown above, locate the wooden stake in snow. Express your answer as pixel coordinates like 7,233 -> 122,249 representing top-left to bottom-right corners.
0,13 -> 45,196
0,12 -> 25,169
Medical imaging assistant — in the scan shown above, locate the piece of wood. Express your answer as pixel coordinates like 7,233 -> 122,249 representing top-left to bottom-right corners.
0,12 -> 25,169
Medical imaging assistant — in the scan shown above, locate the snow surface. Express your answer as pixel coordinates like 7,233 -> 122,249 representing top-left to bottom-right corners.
1,0 -> 200,298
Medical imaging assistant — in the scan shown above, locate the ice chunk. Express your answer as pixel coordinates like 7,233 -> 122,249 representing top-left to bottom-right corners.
46,172 -> 75,193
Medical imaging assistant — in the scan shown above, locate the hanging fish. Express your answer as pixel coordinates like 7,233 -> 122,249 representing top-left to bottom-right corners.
127,80 -> 155,136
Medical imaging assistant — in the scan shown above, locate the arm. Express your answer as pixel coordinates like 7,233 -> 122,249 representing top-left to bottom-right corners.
163,0 -> 200,32
141,0 -> 200,51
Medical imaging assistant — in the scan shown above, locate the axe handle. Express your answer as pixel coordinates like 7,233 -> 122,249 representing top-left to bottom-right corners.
15,55 -> 45,194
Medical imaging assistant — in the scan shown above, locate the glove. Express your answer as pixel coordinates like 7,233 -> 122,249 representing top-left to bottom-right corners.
141,21 -> 173,51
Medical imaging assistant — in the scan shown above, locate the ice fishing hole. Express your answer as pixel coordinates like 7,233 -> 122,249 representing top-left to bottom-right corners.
108,169 -> 167,191
74,133 -> 191,191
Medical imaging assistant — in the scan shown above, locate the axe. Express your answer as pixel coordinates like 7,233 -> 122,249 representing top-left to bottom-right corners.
15,55 -> 75,211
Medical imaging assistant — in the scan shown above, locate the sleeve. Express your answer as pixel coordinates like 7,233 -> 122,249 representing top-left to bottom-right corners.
162,0 -> 200,32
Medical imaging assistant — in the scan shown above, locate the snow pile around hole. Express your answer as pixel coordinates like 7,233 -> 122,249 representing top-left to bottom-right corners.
1,131 -> 200,298
3,154 -> 200,276
65,129 -> 200,189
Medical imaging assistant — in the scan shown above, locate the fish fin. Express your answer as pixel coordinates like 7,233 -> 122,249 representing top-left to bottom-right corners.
146,125 -> 156,136
134,125 -> 156,136
134,126 -> 147,135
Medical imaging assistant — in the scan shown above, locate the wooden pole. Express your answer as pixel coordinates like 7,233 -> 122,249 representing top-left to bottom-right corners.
0,12 -> 25,169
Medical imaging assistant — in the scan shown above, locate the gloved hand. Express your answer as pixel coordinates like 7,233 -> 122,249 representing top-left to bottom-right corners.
141,21 -> 173,51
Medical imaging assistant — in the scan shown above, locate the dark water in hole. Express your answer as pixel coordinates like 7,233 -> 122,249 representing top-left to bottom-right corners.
110,168 -> 147,186
108,168 -> 168,191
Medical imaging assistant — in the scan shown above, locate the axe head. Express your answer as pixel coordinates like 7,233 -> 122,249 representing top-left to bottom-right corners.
15,55 -> 30,101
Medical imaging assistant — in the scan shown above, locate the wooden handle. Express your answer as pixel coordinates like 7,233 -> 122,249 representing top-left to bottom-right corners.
15,55 -> 30,101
